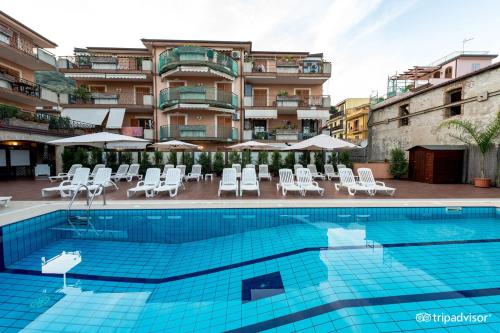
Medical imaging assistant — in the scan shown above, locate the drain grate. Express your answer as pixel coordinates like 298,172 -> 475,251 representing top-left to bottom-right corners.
242,271 -> 284,303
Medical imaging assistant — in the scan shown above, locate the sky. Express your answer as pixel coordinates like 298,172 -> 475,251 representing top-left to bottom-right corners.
3,0 -> 500,103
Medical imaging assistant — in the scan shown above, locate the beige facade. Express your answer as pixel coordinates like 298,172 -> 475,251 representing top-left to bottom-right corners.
327,98 -> 369,140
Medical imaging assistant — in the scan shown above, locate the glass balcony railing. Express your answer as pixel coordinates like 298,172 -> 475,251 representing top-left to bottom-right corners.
244,95 -> 330,108
158,46 -> 238,77
160,125 -> 238,142
159,86 -> 238,109
67,92 -> 154,106
58,56 -> 153,71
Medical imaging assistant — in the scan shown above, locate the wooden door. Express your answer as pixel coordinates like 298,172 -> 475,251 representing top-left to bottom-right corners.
169,115 -> 186,138
135,87 -> 150,105
217,116 -> 232,138
253,89 -> 267,107
216,82 -> 232,104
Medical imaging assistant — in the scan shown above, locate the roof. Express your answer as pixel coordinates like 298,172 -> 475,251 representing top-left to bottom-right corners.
407,145 -> 467,151
141,38 -> 252,52
372,61 -> 500,111
74,47 -> 150,55
0,10 -> 57,48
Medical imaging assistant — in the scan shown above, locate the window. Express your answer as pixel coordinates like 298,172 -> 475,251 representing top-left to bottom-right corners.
399,104 -> 410,126
444,66 -> 453,78
445,88 -> 462,117
471,63 -> 480,71
433,71 -> 441,78
353,119 -> 359,131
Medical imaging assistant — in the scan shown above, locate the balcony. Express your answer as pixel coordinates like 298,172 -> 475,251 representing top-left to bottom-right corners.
329,111 -> 344,119
158,46 -> 238,79
160,125 -> 238,142
243,59 -> 331,84
66,92 -> 153,110
0,73 -> 61,106
121,127 -> 154,140
159,86 -> 238,111
245,128 -> 320,142
330,124 -> 344,131
244,95 -> 330,109
58,56 -> 153,81
0,24 -> 56,70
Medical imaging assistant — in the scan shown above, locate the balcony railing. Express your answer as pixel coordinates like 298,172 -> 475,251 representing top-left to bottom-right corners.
249,129 -> 319,141
329,111 -> 344,119
330,124 -> 344,131
0,73 -> 60,104
244,95 -> 330,108
158,46 -> 238,77
58,56 -> 153,71
160,125 -> 238,142
0,23 -> 57,67
67,92 -> 153,106
159,86 -> 238,109
244,59 -> 331,75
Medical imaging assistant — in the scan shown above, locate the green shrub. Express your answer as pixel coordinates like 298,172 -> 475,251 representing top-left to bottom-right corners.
167,151 -> 177,165
107,151 -> 119,171
181,152 -> 193,172
257,151 -> 269,165
270,151 -> 283,176
228,151 -> 241,165
284,152 -> 295,169
298,151 -> 310,166
314,151 -> 325,173
138,152 -> 153,174
74,147 -> 89,167
153,151 -> 164,168
389,148 -> 408,179
242,150 -> 252,166
0,104 -> 19,120
89,148 -> 103,166
121,152 -> 132,165
338,151 -> 353,169
213,152 -> 224,176
197,152 -> 211,174
61,148 -> 75,172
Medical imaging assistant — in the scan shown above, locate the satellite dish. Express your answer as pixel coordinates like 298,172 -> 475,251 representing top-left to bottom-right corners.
360,140 -> 368,148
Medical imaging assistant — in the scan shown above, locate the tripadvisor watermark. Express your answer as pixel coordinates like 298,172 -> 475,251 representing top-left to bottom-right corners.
416,312 -> 491,325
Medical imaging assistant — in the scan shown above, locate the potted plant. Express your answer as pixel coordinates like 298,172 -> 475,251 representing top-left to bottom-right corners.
439,111 -> 500,187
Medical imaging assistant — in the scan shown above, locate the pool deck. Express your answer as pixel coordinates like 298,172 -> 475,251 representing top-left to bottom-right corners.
0,178 -> 499,225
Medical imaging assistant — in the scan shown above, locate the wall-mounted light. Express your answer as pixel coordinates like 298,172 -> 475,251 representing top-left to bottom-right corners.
196,116 -> 202,120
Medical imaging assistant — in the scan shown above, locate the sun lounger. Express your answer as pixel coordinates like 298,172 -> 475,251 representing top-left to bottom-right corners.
245,164 -> 255,169
334,168 -> 375,196
218,168 -> 238,196
240,168 -> 260,196
232,164 -> 241,179
0,196 -> 12,207
258,164 -> 272,181
297,168 -> 324,196
127,168 -> 161,198
277,169 -> 303,196
88,164 -> 105,180
357,168 -> 396,196
160,164 -> 175,180
125,164 -> 143,182
111,164 -> 129,182
49,164 -> 82,182
307,164 -> 326,180
42,168 -> 90,198
84,168 -> 113,197
185,164 -> 202,182
155,168 -> 182,197
324,164 -> 338,180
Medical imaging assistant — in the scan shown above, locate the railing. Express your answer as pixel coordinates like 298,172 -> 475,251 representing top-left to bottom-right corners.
160,125 -> 238,141
0,73 -> 60,103
158,46 -> 238,77
58,56 -> 153,71
250,129 -> 319,141
0,23 -> 56,67
329,111 -> 344,119
244,59 -> 331,75
330,124 -> 344,131
245,95 -> 330,108
67,92 -> 153,106
159,86 -> 238,109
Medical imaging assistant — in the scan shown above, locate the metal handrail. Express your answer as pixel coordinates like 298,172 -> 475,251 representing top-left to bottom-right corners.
66,183 -> 106,236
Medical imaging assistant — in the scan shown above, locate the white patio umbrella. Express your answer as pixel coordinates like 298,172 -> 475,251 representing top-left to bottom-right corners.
227,140 -> 277,151
48,132 -> 150,149
283,134 -> 360,151
152,140 -> 201,151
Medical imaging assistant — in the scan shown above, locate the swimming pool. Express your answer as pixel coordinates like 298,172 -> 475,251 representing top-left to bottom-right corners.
0,206 -> 499,332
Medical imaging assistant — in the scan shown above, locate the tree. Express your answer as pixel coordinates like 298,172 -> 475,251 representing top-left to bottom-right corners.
338,151 -> 352,169
138,151 -> 153,174
284,152 -> 295,169
439,111 -> 500,179
298,151 -> 310,166
213,152 -> 224,176
314,151 -> 325,173
61,148 -> 75,172
257,151 -> 269,165
389,148 -> 408,179
242,150 -> 252,166
153,151 -> 164,168
121,152 -> 132,165
228,151 -> 241,165
197,152 -> 212,174
167,151 -> 177,165
181,152 -> 194,172
270,151 -> 283,176
106,151 -> 118,171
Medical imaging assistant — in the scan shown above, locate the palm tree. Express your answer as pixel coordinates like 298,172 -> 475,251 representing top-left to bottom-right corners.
439,111 -> 500,179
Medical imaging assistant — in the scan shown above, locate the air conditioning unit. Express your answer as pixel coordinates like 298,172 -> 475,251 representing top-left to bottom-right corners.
231,51 -> 241,59
232,113 -> 240,121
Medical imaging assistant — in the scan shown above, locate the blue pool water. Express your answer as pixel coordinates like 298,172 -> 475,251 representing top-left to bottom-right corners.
0,206 -> 499,332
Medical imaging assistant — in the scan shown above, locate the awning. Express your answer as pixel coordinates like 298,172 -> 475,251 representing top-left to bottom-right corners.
61,108 -> 109,126
106,108 -> 126,129
245,109 -> 278,119
297,109 -> 330,120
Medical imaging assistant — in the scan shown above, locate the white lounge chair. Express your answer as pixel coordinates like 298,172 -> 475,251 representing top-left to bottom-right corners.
185,164 -> 202,182
160,164 -> 174,180
218,168 -> 238,196
297,168 -> 324,196
293,164 -> 302,177
307,164 -> 326,180
357,168 -> 396,196
277,169 -> 303,196
111,164 -> 129,182
334,168 -> 375,196
125,164 -> 143,182
245,164 -> 255,169
337,164 -> 346,170
258,164 -> 272,181
0,196 -> 12,207
324,164 -> 338,180
232,164 -> 242,179
84,168 -> 113,197
89,164 -> 105,180
127,168 -> 161,198
155,168 -> 182,197
49,164 -> 82,182
42,168 -> 90,198
240,168 -> 260,196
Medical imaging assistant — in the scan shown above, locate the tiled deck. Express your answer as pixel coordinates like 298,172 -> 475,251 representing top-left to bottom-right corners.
0,178 -> 499,201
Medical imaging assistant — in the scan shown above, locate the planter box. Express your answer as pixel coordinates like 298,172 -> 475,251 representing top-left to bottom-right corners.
9,118 -> 49,131
353,162 -> 392,179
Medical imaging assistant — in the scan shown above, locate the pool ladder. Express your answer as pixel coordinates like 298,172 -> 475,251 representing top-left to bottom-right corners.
66,184 -> 106,237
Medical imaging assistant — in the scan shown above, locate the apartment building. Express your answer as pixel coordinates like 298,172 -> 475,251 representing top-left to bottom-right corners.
0,10 -> 73,178
58,47 -> 155,140
327,98 -> 368,141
